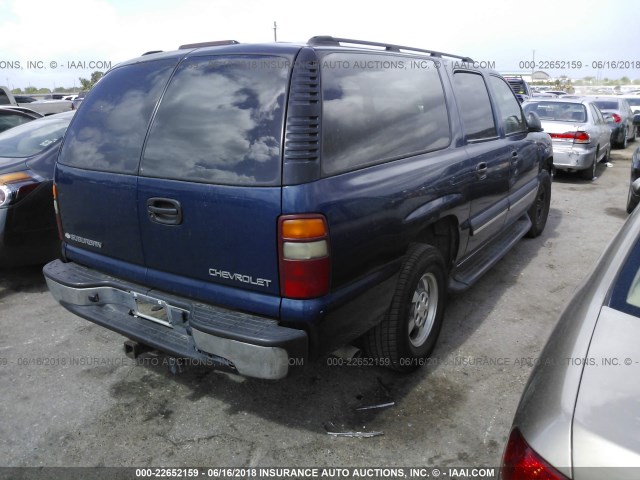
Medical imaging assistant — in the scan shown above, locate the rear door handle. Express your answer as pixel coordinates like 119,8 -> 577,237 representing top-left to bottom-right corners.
147,198 -> 182,225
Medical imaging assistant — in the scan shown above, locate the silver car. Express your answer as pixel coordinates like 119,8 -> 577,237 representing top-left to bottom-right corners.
621,96 -> 640,136
501,198 -> 640,480
523,98 -> 611,180
592,96 -> 637,148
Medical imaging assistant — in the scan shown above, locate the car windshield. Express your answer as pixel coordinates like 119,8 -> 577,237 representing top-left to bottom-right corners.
523,102 -> 587,123
0,114 -> 71,158
594,100 -> 618,110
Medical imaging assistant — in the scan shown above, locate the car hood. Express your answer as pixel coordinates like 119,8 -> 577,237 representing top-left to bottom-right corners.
0,156 -> 29,174
572,305 -> 640,474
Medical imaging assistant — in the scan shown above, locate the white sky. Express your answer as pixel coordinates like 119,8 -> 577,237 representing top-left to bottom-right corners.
1,0 -> 639,90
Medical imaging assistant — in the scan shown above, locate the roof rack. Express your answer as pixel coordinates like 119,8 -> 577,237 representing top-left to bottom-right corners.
307,36 -> 473,63
142,50 -> 163,56
179,40 -> 240,50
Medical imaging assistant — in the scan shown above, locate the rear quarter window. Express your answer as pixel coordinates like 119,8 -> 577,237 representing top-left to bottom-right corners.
140,55 -> 288,186
58,58 -> 177,174
320,53 -> 450,175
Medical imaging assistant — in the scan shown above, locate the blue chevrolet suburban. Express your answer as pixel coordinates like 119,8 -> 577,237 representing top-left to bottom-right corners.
44,37 -> 553,379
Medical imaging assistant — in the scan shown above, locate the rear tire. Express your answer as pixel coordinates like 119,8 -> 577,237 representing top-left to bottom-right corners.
627,183 -> 639,214
526,170 -> 552,238
618,129 -> 628,149
362,244 -> 446,372
580,155 -> 597,180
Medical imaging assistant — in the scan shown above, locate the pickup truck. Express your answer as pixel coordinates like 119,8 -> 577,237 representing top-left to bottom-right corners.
0,86 -> 73,115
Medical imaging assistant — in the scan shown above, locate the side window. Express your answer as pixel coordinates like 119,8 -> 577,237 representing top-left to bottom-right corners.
141,56 -> 288,186
58,59 -> 177,174
489,76 -> 527,135
0,90 -> 10,105
321,53 -> 450,175
452,72 -> 497,141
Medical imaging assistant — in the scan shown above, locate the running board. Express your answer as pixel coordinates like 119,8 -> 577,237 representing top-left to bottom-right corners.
449,216 -> 531,293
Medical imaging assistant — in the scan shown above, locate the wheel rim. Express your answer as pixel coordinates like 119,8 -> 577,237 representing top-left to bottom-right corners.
408,272 -> 438,347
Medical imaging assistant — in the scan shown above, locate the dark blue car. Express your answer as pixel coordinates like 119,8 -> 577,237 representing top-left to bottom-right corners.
44,37 -> 553,379
0,111 -> 74,267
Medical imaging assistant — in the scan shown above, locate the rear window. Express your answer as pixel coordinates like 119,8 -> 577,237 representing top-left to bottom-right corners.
320,53 -> 450,175
594,100 -> 618,110
58,58 -> 177,174
0,115 -> 71,158
523,102 -> 587,123
625,98 -> 640,108
140,55 -> 288,186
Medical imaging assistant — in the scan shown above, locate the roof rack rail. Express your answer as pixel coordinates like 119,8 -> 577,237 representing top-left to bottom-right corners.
179,40 -> 240,50
142,50 -> 163,56
307,36 -> 473,63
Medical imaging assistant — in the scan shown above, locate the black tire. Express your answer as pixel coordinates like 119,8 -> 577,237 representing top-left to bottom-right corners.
580,154 -> 597,180
618,129 -> 628,149
362,244 -> 446,372
627,183 -> 639,214
526,169 -> 552,238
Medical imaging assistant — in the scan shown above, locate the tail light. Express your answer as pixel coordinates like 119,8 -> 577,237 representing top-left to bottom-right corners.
278,214 -> 330,299
612,113 -> 621,123
549,131 -> 590,144
0,171 -> 42,208
52,183 -> 64,241
501,428 -> 570,480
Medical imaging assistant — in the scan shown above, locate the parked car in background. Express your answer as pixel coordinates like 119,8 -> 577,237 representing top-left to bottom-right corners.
592,96 -> 636,148
621,96 -> 640,136
523,98 -> 611,179
504,75 -> 532,102
13,95 -> 38,104
44,36 -> 553,380
0,86 -> 73,115
501,204 -> 640,479
0,106 -> 43,133
71,91 -> 87,110
0,111 -> 74,267
628,146 -> 640,213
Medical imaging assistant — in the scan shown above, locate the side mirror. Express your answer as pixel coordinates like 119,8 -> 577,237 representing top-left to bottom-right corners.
633,113 -> 640,126
527,111 -> 543,132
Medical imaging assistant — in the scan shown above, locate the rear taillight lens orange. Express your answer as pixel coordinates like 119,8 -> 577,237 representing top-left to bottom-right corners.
278,214 -> 330,299
501,428 -> 570,480
0,171 -> 41,208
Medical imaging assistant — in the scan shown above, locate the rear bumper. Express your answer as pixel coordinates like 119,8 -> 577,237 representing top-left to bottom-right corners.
43,260 -> 307,379
552,144 -> 597,170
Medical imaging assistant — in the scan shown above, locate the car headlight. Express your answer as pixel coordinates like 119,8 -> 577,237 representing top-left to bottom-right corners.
0,171 -> 43,208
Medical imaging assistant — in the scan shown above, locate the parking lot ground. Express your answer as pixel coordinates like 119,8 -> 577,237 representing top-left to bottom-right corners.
0,144 -> 636,470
